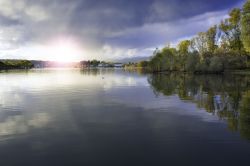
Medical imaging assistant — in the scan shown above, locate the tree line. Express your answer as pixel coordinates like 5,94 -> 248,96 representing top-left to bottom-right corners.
80,60 -> 122,68
129,1 -> 250,73
0,60 -> 33,70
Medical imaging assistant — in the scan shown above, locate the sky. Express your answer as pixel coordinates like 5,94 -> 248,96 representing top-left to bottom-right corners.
0,0 -> 245,62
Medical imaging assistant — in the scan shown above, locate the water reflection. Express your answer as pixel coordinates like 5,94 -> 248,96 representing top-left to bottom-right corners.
0,69 -> 147,138
0,112 -> 49,138
148,74 -> 250,140
0,69 -> 250,166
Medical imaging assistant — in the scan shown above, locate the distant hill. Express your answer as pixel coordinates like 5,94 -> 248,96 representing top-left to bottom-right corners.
114,56 -> 151,63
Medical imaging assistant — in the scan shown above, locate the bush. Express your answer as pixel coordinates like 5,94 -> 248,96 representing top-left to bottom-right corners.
209,56 -> 224,72
227,56 -> 247,70
137,61 -> 149,68
195,62 -> 208,73
186,52 -> 200,72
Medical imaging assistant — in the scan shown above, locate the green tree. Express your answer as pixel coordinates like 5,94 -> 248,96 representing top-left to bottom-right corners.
90,60 -> 100,67
186,52 -> 200,72
137,61 -> 149,68
178,40 -> 191,55
144,3 -> 250,74
206,25 -> 217,53
178,40 -> 191,71
150,52 -> 162,72
219,8 -> 243,52
161,47 -> 176,71
241,0 -> 250,53
239,90 -> 250,140
209,56 -> 224,73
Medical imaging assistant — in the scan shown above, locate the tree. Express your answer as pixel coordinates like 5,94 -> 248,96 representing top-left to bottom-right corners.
219,8 -> 243,52
161,47 -> 176,71
191,26 -> 218,58
150,52 -> 162,72
241,0 -> 250,53
239,90 -> 250,140
186,51 -> 200,72
144,3 -> 250,73
90,60 -> 100,67
191,32 -> 207,58
178,40 -> 191,55
177,40 -> 191,71
137,61 -> 149,68
206,25 -> 217,53
209,56 -> 224,73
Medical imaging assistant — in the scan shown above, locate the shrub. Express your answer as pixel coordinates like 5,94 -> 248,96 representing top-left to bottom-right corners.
209,56 -> 224,72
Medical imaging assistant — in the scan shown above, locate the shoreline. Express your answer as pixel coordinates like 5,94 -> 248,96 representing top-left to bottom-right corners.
1,67 -> 250,76
124,67 -> 250,75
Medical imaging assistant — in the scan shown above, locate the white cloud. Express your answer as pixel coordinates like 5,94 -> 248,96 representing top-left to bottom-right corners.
0,0 -> 25,19
0,0 -> 49,21
25,5 -> 49,21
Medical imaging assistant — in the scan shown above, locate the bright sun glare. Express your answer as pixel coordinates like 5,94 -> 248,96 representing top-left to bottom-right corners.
44,39 -> 84,62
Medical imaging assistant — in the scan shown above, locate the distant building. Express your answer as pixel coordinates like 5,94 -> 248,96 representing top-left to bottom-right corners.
80,61 -> 123,68
98,63 -> 108,68
113,63 -> 123,68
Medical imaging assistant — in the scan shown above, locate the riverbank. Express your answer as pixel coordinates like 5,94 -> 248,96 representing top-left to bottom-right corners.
229,69 -> 250,75
124,66 -> 250,75
0,60 -> 33,70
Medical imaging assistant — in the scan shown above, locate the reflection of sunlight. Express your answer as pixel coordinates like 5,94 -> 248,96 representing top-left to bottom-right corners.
0,70 -> 148,108
0,70 -> 145,92
0,70 -> 96,92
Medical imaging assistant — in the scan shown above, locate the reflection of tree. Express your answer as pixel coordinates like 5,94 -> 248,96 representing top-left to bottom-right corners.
148,73 -> 250,140
239,91 -> 250,140
203,92 -> 215,114
148,74 -> 178,96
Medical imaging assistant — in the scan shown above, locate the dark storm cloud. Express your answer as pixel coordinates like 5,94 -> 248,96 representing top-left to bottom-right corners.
0,15 -> 21,26
60,0 -> 238,29
146,0 -> 238,22
0,0 -> 243,59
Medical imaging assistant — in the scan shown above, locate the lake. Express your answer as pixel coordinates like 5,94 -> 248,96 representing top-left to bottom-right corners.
0,69 -> 250,166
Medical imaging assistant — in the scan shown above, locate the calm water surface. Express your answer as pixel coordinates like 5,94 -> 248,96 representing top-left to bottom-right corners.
0,69 -> 250,166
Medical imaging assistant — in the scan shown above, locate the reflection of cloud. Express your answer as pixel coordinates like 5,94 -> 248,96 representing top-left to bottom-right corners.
0,70 -> 148,137
0,69 -> 224,140
0,87 -> 23,109
0,113 -> 49,137
102,75 -> 139,90
107,85 -> 220,123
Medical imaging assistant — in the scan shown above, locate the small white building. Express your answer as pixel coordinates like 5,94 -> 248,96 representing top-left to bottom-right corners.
113,63 -> 123,68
